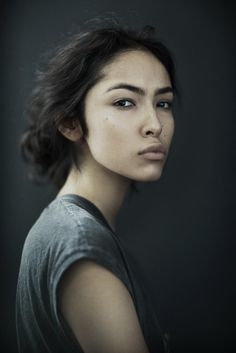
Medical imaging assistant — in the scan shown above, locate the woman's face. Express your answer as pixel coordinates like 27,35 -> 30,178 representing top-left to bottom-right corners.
82,49 -> 175,182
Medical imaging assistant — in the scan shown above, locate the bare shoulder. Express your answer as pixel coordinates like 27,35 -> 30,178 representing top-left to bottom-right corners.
58,259 -> 150,353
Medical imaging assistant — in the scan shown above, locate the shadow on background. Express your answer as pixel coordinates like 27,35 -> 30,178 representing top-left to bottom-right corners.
1,0 -> 236,352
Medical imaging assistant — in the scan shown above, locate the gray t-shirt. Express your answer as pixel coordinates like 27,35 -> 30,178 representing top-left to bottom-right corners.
16,194 -> 170,353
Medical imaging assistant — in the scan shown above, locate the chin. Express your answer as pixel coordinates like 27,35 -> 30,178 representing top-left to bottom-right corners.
141,175 -> 162,182
134,170 -> 163,182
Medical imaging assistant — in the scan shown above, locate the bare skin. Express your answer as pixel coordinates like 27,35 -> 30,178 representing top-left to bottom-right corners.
57,49 -> 175,353
59,260 -> 150,353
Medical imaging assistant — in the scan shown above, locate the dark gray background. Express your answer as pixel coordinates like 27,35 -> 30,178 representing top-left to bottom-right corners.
1,0 -> 236,352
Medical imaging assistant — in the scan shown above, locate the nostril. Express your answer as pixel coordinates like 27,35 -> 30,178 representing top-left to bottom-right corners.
146,130 -> 154,136
145,125 -> 162,136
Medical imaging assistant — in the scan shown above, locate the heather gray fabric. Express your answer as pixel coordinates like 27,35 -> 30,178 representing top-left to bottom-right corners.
16,194 -> 170,353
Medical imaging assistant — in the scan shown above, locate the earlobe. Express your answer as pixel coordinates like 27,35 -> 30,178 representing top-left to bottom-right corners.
58,121 -> 83,142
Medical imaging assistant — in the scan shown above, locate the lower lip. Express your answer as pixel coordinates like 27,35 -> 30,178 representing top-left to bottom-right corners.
140,152 -> 166,160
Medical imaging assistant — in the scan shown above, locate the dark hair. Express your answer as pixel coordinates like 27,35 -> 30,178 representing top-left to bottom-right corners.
21,17 -> 177,189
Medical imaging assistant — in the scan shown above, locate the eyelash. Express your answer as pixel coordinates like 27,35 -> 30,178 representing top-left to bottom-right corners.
113,99 -> 173,110
157,101 -> 173,110
113,99 -> 134,109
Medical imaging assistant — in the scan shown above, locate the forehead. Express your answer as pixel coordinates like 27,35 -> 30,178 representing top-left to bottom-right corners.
99,49 -> 171,88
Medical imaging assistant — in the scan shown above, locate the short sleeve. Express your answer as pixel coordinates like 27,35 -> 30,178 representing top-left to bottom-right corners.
48,200 -> 133,331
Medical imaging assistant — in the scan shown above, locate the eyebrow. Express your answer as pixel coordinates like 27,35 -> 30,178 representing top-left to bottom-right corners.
105,83 -> 174,96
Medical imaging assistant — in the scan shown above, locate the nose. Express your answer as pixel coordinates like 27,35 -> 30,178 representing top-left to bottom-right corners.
141,108 -> 162,138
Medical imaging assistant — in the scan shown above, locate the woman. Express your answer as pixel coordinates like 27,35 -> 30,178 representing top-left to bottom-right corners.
16,18 -> 176,353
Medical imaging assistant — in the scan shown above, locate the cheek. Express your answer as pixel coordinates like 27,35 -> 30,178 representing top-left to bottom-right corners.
162,118 -> 175,141
86,116 -> 130,157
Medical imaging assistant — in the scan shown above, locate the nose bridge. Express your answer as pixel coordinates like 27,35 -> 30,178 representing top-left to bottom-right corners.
148,104 -> 160,123
144,102 -> 162,134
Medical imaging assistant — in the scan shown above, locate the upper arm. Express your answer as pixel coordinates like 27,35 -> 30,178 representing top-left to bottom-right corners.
58,259 -> 150,353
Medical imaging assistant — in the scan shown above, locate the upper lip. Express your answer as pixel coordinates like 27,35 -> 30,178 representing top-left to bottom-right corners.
138,144 -> 166,155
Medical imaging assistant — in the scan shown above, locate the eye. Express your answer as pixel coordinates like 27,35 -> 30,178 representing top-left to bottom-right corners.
113,99 -> 135,109
157,101 -> 173,110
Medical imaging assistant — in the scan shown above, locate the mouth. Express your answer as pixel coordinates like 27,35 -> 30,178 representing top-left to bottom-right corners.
138,144 -> 166,161
139,151 -> 166,161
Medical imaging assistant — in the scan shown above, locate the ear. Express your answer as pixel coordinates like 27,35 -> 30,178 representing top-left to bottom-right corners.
58,120 -> 83,142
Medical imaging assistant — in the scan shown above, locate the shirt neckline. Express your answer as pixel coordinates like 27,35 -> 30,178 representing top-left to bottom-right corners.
57,193 -> 114,233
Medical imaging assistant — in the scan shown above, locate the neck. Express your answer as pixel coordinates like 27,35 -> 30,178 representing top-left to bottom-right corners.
57,164 -> 131,231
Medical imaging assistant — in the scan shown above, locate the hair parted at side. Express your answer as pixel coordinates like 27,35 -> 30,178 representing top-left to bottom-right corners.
20,16 -> 177,189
